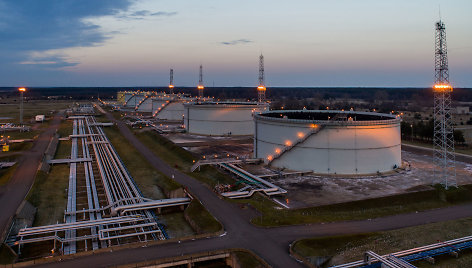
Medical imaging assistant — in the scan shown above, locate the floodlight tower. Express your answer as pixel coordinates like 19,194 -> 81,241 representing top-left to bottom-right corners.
433,20 -> 456,189
169,68 -> 174,94
257,54 -> 266,103
197,64 -> 204,99
18,87 -> 26,124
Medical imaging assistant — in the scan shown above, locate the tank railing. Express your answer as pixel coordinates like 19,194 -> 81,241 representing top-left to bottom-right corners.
256,115 -> 401,126
255,110 -> 401,126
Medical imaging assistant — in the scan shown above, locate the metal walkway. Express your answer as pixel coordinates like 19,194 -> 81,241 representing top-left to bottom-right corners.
218,163 -> 287,199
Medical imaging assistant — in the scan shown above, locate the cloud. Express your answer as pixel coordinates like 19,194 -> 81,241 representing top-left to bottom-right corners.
220,39 -> 253,45
20,54 -> 78,68
118,10 -> 178,20
0,0 -> 133,69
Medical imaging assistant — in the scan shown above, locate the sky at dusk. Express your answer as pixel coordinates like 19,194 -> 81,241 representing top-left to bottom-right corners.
0,0 -> 471,87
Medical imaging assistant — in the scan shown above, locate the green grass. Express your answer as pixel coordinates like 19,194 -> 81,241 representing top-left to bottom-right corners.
292,217 -> 472,267
0,163 -> 17,186
103,126 -> 180,198
234,250 -> 268,268
184,200 -> 222,234
5,130 -> 40,140
133,129 -> 234,187
0,100 -> 70,124
26,169 -> 68,226
6,141 -> 33,152
232,185 -> 472,227
0,244 -> 16,264
57,119 -> 73,138
54,140 -> 71,159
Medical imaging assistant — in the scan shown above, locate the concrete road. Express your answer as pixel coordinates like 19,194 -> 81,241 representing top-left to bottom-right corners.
28,112 -> 472,267
0,114 -> 62,241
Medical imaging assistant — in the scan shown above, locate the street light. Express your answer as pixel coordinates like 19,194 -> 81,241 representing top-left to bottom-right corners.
18,87 -> 26,124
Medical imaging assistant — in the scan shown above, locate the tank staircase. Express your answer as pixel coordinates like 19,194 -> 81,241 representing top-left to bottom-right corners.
268,124 -> 324,166
152,100 -> 172,117
123,92 -> 139,107
135,92 -> 156,111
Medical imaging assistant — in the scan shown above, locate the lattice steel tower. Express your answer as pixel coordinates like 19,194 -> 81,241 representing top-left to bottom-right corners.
257,54 -> 266,103
197,64 -> 204,98
433,20 -> 456,189
169,68 -> 174,94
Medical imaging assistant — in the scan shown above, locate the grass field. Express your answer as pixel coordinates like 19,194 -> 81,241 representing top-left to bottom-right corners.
292,217 -> 472,267
184,200 -> 222,234
0,163 -> 17,186
134,129 -> 235,187
0,100 -> 71,124
27,169 -> 68,226
233,185 -> 472,227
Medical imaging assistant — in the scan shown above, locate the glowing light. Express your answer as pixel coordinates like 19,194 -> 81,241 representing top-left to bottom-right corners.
297,132 -> 304,138
310,124 -> 317,128
197,85 -> 204,90
18,87 -> 26,92
257,85 -> 266,91
433,84 -> 453,92
285,140 -> 292,146
267,155 -> 273,161
169,85 -> 174,89
275,148 -> 281,154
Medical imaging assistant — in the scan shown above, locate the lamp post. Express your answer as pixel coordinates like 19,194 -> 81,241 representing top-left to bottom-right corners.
18,87 -> 26,124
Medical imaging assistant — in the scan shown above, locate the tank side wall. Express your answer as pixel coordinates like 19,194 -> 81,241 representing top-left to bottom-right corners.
255,118 -> 401,174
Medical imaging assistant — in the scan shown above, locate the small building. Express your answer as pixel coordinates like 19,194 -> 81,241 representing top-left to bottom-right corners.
35,115 -> 45,122
455,106 -> 470,115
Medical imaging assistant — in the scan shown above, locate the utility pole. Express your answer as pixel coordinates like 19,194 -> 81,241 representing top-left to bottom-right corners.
169,69 -> 174,94
432,19 -> 456,189
197,65 -> 204,99
257,54 -> 266,103
18,87 -> 26,124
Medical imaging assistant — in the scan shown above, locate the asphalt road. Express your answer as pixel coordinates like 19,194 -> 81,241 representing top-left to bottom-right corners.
29,113 -> 472,268
0,114 -> 62,241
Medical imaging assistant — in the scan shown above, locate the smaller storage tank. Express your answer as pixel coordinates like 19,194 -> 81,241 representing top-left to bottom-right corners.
184,102 -> 269,136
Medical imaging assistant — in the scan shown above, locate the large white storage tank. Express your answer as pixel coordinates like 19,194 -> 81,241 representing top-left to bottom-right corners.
184,102 -> 269,136
254,110 -> 401,175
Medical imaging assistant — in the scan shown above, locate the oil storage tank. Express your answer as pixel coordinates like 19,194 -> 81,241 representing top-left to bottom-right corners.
254,110 -> 401,175
184,102 -> 269,136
